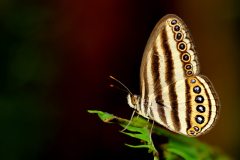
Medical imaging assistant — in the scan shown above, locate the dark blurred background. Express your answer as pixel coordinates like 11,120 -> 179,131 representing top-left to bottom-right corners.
0,0 -> 239,159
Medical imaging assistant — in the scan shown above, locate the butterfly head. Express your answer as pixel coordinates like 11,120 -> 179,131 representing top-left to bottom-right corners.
127,94 -> 140,110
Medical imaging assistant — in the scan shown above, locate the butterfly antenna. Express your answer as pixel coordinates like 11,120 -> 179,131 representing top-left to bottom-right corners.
109,84 -> 129,94
109,76 -> 133,96
109,76 -> 136,132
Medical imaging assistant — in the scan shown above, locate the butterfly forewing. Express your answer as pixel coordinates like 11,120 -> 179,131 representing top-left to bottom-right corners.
130,14 -> 220,137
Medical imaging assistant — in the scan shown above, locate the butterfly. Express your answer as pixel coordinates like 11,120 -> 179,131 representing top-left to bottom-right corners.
126,14 -> 220,137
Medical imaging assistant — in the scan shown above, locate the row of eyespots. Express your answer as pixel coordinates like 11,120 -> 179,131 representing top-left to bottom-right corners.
191,78 -> 206,125
170,19 -> 193,76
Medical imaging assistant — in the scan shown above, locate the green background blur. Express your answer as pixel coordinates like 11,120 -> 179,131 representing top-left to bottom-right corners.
0,0 -> 239,159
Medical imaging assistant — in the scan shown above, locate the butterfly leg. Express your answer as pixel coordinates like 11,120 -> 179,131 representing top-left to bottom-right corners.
121,110 -> 136,132
149,120 -> 155,142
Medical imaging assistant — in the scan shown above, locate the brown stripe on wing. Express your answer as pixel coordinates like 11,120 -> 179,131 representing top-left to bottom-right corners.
162,27 -> 181,131
149,106 -> 155,119
151,43 -> 167,124
143,61 -> 149,116
185,79 -> 192,131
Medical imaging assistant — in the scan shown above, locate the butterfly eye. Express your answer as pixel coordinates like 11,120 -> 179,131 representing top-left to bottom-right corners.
132,95 -> 139,106
133,97 -> 137,104
131,96 -> 136,105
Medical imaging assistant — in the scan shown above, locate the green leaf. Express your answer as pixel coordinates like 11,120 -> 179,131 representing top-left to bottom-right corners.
87,110 -> 114,122
125,144 -> 150,149
88,110 -> 231,160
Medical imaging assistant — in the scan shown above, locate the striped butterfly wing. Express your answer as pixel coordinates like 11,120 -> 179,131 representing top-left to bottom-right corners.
136,14 -> 220,137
